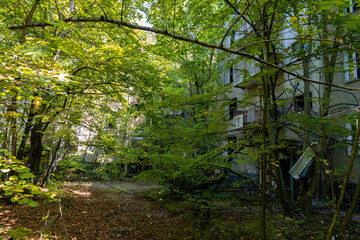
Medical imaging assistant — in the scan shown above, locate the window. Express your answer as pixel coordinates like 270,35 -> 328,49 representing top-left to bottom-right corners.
294,93 -> 312,112
224,65 -> 234,85
229,66 -> 234,83
229,98 -> 237,120
233,113 -> 244,128
289,143 -> 317,179
345,120 -> 360,156
346,0 -> 359,13
294,95 -> 305,112
344,52 -> 360,83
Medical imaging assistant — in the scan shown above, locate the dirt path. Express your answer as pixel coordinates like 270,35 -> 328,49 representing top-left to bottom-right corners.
1,182 -> 193,240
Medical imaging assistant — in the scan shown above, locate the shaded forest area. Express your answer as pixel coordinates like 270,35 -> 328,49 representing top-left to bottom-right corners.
1,0 -> 360,239
2,181 -> 353,239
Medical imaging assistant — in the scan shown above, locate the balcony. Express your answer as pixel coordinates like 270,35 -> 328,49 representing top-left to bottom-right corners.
231,108 -> 262,129
244,108 -> 262,125
234,61 -> 261,89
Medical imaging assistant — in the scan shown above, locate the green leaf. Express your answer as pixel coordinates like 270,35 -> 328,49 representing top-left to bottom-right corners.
14,185 -> 24,192
28,201 -> 39,207
15,167 -> 30,173
9,175 -> 19,181
31,186 -> 42,194
5,181 -> 14,186
10,195 -> 20,202
19,172 -> 35,179
47,184 -> 56,191
31,189 -> 42,194
18,197 -> 30,204
0,168 -> 10,173
3,191 -> 14,196
18,180 -> 26,185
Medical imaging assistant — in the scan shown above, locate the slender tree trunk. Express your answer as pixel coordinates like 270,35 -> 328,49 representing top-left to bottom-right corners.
326,112 -> 360,239
40,137 -> 62,187
338,168 -> 360,237
17,105 -> 35,160
259,40 -> 271,240
27,121 -> 45,178
2,121 -> 9,151
20,0 -> 40,43
10,95 -> 17,156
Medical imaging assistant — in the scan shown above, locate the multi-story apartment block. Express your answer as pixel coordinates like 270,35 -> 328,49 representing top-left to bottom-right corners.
219,4 -> 360,209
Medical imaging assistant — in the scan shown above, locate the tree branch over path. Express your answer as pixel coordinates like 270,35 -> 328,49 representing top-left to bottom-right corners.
8,17 -> 360,92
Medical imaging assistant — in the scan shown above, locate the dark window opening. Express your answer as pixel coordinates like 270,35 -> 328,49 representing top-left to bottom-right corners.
230,66 -> 234,83
294,93 -> 312,112
229,98 -> 237,120
347,0 -> 359,12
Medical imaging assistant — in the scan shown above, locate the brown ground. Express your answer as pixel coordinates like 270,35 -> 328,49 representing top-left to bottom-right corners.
4,181 -> 358,239
0,182 -> 195,240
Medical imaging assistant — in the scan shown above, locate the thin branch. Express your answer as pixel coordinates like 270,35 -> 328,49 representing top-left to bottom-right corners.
54,0 -> 61,20
224,0 -> 242,15
219,0 -> 255,47
20,0 -> 41,43
71,90 -> 124,95
224,0 -> 262,38
121,0 -> 125,22
237,37 -> 360,52
58,196 -> 70,240
8,17 -> 360,92
72,66 -> 97,75
72,57 -> 122,75
94,0 -> 107,19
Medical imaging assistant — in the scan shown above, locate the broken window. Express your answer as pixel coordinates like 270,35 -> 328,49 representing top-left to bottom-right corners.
289,143 -> 317,179
344,52 -> 360,83
294,93 -> 312,112
229,98 -> 237,120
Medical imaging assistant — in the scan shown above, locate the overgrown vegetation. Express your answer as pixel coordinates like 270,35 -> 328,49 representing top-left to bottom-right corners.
1,0 -> 360,239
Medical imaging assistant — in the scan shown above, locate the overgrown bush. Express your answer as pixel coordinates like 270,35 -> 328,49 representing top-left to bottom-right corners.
0,153 -> 63,207
135,146 -> 230,198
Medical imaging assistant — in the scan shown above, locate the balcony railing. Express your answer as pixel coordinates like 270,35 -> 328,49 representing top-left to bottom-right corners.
232,108 -> 262,129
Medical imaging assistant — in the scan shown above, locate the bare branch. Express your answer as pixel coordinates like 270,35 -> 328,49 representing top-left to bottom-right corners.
72,56 -> 122,75
219,0 -> 254,47
224,0 -> 242,15
121,0 -> 125,22
94,0 -> 108,19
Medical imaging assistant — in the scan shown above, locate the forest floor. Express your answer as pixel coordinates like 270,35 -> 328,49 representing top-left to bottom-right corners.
1,181 -> 197,239
1,181 -> 360,239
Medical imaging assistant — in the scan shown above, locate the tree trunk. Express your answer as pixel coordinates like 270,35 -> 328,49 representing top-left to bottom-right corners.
17,106 -> 35,160
10,95 -> 17,156
326,112 -> 360,239
27,121 -> 45,178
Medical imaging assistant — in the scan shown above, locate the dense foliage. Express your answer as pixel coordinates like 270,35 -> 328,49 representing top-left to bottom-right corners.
1,0 -> 360,239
